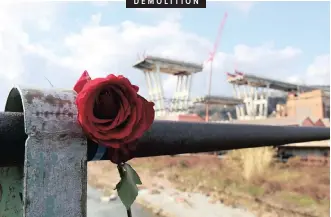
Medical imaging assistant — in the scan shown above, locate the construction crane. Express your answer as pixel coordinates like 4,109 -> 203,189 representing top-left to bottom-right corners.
205,12 -> 228,122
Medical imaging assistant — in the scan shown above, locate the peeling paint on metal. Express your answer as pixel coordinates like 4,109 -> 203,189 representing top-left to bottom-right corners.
0,167 -> 23,217
8,87 -> 88,217
8,87 -> 80,136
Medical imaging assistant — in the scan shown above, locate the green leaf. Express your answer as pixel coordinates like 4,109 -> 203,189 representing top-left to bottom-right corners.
116,163 -> 142,210
123,163 -> 142,185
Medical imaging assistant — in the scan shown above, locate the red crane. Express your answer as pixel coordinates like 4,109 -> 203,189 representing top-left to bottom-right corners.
205,12 -> 228,122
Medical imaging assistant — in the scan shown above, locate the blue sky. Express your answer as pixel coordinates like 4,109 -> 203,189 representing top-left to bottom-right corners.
43,2 -> 329,50
28,2 -> 330,59
0,1 -> 330,109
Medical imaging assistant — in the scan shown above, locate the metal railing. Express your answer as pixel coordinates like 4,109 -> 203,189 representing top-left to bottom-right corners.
0,111 -> 329,166
0,86 -> 329,217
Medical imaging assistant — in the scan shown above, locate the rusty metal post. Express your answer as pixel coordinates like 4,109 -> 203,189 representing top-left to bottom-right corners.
0,87 -> 87,217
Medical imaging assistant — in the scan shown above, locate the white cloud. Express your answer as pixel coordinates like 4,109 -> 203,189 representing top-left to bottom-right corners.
228,2 -> 256,14
285,54 -> 330,86
90,13 -> 102,26
233,42 -> 302,68
306,54 -> 330,84
0,2 -> 60,109
136,8 -> 153,12
24,13 -> 306,98
0,3 -> 328,111
135,8 -> 182,21
91,1 -> 110,7
37,19 -> 52,31
0,3 -> 32,106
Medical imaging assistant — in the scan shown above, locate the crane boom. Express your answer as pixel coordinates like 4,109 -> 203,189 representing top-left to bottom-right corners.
205,12 -> 228,122
206,12 -> 228,63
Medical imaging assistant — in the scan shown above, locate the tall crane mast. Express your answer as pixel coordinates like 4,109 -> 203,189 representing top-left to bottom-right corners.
205,12 -> 228,122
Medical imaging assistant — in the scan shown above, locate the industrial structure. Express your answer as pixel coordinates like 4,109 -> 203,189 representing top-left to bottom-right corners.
132,55 -> 329,159
133,55 -> 203,118
227,70 -> 330,120
192,95 -> 243,121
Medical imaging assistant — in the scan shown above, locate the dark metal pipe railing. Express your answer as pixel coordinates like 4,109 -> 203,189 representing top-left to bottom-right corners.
0,112 -> 330,166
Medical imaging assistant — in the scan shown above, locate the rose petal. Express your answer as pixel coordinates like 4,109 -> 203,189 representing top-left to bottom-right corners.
122,96 -> 144,142
83,76 -> 136,124
94,87 -> 119,119
103,94 -> 154,145
123,96 -> 154,144
78,78 -> 134,141
101,140 -> 120,149
77,78 -> 112,128
74,70 -> 91,93
132,85 -> 139,92
95,86 -> 131,130
77,89 -> 104,137
93,81 -> 137,135
104,87 -> 127,129
104,107 -> 137,140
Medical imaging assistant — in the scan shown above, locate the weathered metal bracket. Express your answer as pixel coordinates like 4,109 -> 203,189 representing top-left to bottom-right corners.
3,86 -> 87,217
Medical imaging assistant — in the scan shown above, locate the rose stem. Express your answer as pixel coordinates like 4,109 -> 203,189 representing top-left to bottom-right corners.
127,208 -> 133,217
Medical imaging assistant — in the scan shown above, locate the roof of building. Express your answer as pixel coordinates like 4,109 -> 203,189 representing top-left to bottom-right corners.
301,117 -> 315,127
304,117 -> 330,127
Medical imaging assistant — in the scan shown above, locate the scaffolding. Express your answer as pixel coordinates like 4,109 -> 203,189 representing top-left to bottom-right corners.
133,55 -> 203,117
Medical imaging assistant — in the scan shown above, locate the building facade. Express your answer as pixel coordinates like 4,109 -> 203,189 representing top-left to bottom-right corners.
277,89 -> 330,119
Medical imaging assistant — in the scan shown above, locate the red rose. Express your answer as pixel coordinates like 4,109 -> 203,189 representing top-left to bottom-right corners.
73,71 -> 155,153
